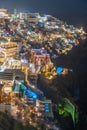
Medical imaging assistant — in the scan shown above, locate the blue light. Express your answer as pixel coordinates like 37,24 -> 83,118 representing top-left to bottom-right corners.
44,103 -> 50,113
45,104 -> 49,108
45,109 -> 49,113
33,95 -> 37,99
25,90 -> 37,99
56,67 -> 63,74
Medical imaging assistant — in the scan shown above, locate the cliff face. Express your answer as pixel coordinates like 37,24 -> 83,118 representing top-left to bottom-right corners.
38,39 -> 87,109
38,69 -> 78,103
37,39 -> 87,129
57,39 -> 87,108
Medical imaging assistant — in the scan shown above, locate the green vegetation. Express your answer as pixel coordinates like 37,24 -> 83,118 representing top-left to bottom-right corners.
63,98 -> 75,124
57,98 -> 78,126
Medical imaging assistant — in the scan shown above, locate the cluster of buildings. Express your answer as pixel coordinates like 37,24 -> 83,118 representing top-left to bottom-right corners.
0,8 -> 86,129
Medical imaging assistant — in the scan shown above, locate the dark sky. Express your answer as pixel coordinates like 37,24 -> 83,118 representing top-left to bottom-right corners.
0,0 -> 87,14
0,0 -> 87,28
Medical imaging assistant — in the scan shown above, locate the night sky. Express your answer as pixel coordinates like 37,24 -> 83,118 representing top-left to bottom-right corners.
0,0 -> 87,28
